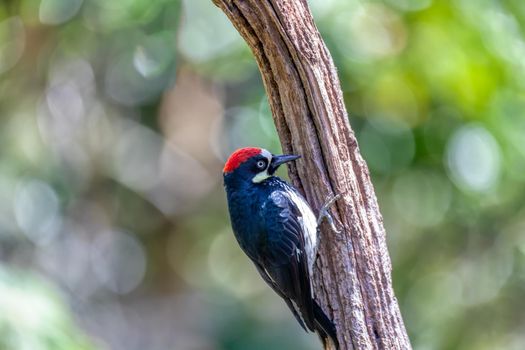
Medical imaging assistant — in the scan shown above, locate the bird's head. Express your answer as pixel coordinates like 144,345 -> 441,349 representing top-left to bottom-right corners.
223,147 -> 301,185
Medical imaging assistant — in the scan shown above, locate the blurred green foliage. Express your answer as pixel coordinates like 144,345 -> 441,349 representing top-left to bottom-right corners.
0,267 -> 93,350
0,0 -> 525,349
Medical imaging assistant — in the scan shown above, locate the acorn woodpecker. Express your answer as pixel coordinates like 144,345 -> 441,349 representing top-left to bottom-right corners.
223,147 -> 339,349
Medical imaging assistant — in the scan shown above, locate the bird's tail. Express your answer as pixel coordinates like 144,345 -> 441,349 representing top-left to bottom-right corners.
313,301 -> 339,350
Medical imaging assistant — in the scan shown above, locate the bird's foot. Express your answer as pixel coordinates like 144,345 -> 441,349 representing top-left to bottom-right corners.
317,193 -> 342,234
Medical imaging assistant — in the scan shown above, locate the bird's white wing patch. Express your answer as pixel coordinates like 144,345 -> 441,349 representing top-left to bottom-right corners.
286,191 -> 318,276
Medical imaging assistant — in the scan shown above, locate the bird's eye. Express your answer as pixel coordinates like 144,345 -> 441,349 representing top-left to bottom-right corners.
256,160 -> 266,169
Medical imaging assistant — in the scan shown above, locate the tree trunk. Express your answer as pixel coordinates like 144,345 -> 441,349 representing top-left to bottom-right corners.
211,1 -> 412,349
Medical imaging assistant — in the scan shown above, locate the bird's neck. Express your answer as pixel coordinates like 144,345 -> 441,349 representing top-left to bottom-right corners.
224,175 -> 276,194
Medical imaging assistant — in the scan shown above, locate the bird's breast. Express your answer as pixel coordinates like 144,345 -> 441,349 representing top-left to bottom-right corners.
226,188 -> 266,255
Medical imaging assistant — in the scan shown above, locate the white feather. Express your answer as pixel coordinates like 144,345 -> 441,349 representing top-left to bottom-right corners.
260,149 -> 272,160
286,190 -> 318,278
252,149 -> 273,183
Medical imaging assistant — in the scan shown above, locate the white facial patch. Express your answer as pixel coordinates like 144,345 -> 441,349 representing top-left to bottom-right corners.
260,149 -> 272,160
252,149 -> 273,183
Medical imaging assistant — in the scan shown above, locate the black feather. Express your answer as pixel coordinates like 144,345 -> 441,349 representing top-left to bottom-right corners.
314,301 -> 339,350
225,175 -> 339,348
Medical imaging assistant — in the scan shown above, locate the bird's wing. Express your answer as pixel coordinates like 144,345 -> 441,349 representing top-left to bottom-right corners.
256,190 -> 316,331
253,262 -> 309,331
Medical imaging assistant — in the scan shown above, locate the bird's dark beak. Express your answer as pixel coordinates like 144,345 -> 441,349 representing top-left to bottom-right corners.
268,154 -> 301,175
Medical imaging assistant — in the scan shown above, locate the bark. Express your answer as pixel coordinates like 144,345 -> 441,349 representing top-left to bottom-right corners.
211,1 -> 411,349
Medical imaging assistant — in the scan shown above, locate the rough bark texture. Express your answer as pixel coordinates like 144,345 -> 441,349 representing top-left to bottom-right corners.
211,1 -> 411,349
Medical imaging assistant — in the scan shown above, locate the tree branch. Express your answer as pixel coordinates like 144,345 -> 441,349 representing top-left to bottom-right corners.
211,0 -> 411,349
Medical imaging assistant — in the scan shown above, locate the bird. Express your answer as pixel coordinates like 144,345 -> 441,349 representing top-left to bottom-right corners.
223,147 -> 339,349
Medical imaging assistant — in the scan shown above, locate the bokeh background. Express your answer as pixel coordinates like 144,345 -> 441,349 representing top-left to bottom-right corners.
1,0 -> 524,349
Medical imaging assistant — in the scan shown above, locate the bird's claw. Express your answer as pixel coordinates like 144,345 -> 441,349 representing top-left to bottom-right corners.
317,193 -> 342,234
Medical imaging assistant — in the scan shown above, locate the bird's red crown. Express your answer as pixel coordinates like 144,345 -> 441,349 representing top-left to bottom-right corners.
223,147 -> 262,173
